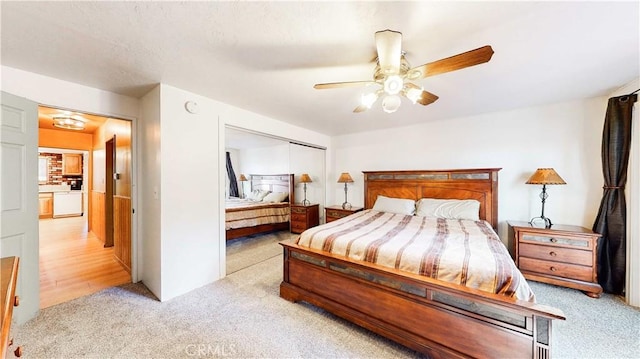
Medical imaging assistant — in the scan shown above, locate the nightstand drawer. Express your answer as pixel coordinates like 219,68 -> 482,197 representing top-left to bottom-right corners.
326,209 -> 349,219
521,234 -> 591,249
290,213 -> 307,222
325,206 -> 364,223
289,204 -> 319,234
519,257 -> 593,282
291,222 -> 307,232
291,207 -> 307,214
519,243 -> 592,266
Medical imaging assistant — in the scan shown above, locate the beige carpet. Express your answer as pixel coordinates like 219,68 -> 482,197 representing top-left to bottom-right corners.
226,230 -> 295,274
13,232 -> 640,358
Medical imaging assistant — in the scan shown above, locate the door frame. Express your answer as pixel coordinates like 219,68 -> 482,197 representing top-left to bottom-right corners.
105,136 -> 115,247
36,104 -> 139,283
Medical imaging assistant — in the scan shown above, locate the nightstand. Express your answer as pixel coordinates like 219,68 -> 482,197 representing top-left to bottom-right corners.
508,220 -> 602,298
325,205 -> 364,223
290,203 -> 319,234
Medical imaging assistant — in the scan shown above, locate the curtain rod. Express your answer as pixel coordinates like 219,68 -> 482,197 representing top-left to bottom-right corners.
628,88 -> 639,96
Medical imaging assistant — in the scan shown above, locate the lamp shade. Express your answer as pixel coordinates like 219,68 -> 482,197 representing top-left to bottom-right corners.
239,174 -> 248,182
300,173 -> 312,183
337,172 -> 354,183
525,168 -> 566,185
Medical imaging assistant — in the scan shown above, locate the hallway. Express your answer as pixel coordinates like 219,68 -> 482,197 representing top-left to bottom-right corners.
39,216 -> 130,308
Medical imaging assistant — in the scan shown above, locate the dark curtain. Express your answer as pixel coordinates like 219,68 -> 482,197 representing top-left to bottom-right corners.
226,152 -> 239,198
593,93 -> 637,294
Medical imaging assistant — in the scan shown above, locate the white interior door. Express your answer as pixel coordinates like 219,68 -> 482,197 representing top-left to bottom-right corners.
1,91 -> 39,323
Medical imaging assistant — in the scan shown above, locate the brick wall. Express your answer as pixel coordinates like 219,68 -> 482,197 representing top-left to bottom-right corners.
39,152 -> 82,185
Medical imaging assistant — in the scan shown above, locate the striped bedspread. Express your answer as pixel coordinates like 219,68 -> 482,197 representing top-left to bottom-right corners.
296,209 -> 534,301
225,198 -> 289,230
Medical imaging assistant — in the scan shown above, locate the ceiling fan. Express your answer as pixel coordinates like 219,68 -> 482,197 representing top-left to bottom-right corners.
314,30 -> 494,113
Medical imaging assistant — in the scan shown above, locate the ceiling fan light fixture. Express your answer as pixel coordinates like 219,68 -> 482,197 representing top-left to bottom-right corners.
52,115 -> 86,131
383,75 -> 403,95
405,86 -> 423,104
361,93 -> 378,109
382,95 -> 401,113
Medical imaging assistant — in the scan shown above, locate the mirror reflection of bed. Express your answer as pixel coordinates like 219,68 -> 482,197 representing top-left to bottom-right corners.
225,174 -> 296,274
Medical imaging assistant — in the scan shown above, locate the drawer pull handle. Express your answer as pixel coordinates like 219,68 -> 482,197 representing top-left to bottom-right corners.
14,295 -> 19,307
15,346 -> 22,357
549,238 -> 558,243
549,251 -> 557,257
550,266 -> 557,272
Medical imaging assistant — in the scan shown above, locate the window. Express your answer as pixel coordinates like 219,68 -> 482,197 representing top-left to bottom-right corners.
38,156 -> 48,183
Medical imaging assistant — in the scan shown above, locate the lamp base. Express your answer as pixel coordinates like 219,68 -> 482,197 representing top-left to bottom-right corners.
302,199 -> 310,206
529,216 -> 553,228
342,202 -> 352,210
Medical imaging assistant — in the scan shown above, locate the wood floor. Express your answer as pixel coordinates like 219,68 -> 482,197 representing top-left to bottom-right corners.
39,216 -> 130,308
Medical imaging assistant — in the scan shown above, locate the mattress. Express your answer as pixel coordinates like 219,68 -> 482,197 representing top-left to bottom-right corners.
296,209 -> 535,301
225,198 -> 290,230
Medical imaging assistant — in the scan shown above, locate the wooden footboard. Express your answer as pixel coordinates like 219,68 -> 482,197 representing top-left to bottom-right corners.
226,222 -> 290,240
280,241 -> 565,359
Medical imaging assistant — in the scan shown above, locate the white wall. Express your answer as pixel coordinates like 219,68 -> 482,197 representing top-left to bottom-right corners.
156,84 -> 223,300
1,66 -> 139,119
139,85 -> 162,297
137,84 -> 331,301
290,144 -> 327,220
239,144 -> 289,175
332,97 -> 607,241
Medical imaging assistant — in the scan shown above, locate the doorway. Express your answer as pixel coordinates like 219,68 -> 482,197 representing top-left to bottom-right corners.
37,105 -> 133,308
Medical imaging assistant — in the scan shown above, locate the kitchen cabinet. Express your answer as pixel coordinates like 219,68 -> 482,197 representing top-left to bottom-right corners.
38,192 -> 53,219
53,191 -> 83,217
62,153 -> 82,175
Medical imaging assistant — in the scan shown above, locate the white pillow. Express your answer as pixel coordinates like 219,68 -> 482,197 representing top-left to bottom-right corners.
262,192 -> 289,203
372,195 -> 415,215
247,189 -> 270,201
415,198 -> 480,221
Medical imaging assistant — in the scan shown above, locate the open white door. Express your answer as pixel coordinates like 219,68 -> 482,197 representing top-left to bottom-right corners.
1,91 -> 39,323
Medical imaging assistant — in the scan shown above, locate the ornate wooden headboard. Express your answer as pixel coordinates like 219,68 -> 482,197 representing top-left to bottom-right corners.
250,174 -> 295,203
363,168 -> 501,229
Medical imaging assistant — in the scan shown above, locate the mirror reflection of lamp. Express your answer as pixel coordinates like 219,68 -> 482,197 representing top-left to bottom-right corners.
299,174 -> 312,206
239,174 -> 248,198
337,172 -> 354,209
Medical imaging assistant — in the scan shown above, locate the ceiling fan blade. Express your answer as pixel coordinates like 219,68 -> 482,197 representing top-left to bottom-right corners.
314,81 -> 375,89
375,30 -> 403,75
404,83 -> 439,106
353,104 -> 370,113
408,45 -> 494,79
416,90 -> 439,106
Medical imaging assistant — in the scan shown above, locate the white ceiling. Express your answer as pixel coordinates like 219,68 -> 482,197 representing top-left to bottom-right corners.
2,1 -> 638,136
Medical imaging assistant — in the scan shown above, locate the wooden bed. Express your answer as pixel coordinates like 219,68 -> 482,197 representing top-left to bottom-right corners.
226,174 -> 294,240
280,168 -> 565,358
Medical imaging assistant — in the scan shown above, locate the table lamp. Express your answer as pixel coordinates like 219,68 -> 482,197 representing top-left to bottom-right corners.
300,173 -> 312,206
526,168 -> 566,228
239,174 -> 248,198
337,172 -> 354,209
